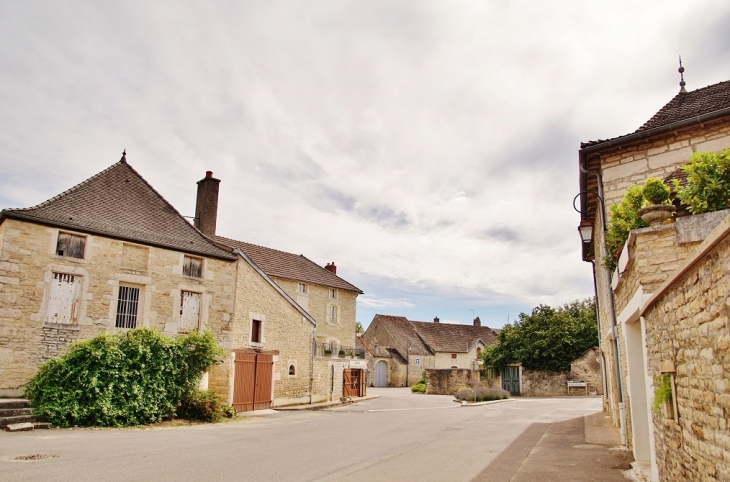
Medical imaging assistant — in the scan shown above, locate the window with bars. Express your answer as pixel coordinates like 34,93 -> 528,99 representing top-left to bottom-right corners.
329,305 -> 337,324
115,285 -> 140,329
251,319 -> 262,344
183,256 -> 202,278
179,291 -> 201,332
56,232 -> 86,259
47,273 -> 81,324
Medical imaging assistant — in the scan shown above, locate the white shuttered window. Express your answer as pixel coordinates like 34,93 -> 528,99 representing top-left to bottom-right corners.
179,291 -> 201,331
47,273 -> 81,324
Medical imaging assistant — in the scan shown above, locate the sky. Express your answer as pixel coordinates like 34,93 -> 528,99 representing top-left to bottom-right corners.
1,1 -> 729,329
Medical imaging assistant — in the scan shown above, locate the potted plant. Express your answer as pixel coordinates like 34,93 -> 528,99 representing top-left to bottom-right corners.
637,178 -> 675,226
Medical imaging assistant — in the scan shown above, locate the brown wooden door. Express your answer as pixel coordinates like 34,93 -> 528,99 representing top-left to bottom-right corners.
233,351 -> 274,412
343,369 -> 362,397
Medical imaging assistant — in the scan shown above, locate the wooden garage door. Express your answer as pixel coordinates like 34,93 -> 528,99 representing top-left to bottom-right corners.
233,352 -> 274,412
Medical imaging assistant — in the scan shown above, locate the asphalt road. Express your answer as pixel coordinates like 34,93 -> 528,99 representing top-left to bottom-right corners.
0,389 -> 602,482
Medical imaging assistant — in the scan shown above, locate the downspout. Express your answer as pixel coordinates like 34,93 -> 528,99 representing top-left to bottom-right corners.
591,261 -> 608,403
310,329 -> 315,405
580,159 -> 628,447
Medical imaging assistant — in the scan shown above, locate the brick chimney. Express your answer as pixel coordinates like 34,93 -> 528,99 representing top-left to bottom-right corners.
473,316 -> 481,327
434,316 -> 440,323
195,171 -> 220,237
325,262 -> 337,275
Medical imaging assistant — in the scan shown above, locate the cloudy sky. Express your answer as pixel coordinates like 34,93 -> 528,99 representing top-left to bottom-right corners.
1,1 -> 728,328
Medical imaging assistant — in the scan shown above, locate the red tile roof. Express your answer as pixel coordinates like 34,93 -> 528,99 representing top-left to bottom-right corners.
214,235 -> 363,293
410,320 -> 497,353
581,80 -> 730,149
2,160 -> 236,260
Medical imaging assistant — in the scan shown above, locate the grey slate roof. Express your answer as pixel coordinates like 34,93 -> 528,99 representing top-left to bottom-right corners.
409,320 -> 497,353
371,314 -> 432,356
1,159 -> 236,261
214,235 -> 363,293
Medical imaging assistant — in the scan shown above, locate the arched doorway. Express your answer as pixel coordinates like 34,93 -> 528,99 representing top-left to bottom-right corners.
374,360 -> 388,387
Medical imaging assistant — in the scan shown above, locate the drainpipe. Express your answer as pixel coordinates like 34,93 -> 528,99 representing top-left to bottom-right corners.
580,161 -> 628,447
310,331 -> 315,405
591,261 -> 609,404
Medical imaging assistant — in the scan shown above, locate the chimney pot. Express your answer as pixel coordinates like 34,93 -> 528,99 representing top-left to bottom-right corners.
325,262 -> 337,275
206,171 -> 213,178
473,316 -> 481,327
434,316 -> 440,323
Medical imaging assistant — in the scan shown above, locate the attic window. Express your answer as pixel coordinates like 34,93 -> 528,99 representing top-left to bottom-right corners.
297,283 -> 307,294
329,289 -> 337,299
56,232 -> 85,259
451,354 -> 457,359
183,255 -> 202,278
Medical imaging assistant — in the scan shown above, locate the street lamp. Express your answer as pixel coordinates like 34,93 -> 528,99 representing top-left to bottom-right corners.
578,218 -> 593,244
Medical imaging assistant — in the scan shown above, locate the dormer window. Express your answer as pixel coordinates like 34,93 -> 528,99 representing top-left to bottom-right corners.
297,283 -> 307,294
56,232 -> 85,259
183,255 -> 202,278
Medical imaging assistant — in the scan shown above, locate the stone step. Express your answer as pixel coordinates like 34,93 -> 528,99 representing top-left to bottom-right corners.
0,398 -> 31,410
0,415 -> 36,428
5,422 -> 34,432
0,408 -> 33,417
33,422 -> 52,430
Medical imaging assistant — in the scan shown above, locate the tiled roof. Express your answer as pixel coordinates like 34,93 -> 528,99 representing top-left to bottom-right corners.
214,235 -> 363,293
371,314 -> 431,356
581,80 -> 730,149
637,81 -> 730,131
410,321 -> 497,353
386,348 -> 408,364
2,160 -> 236,260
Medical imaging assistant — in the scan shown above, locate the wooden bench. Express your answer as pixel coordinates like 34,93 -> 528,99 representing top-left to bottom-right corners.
567,380 -> 588,395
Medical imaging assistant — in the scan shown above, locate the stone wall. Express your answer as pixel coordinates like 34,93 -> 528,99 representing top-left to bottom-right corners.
434,349 -> 482,370
643,220 -> 730,481
569,347 -> 603,396
424,368 -> 474,395
274,277 -> 358,348
520,369 -> 569,397
0,218 -> 237,396
230,256 -> 315,406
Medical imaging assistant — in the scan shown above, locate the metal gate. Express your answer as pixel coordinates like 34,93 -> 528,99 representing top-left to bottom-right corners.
233,351 -> 274,412
374,360 -> 387,387
343,369 -> 365,398
502,366 -> 520,395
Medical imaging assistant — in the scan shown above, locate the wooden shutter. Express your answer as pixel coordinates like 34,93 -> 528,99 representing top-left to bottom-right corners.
179,291 -> 201,331
47,273 -> 80,324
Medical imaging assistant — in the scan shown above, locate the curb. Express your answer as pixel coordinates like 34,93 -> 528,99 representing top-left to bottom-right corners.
272,394 -> 381,411
457,398 -> 516,407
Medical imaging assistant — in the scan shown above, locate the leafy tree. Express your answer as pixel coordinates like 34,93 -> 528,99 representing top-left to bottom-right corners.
481,298 -> 598,372
674,149 -> 730,214
355,321 -> 364,335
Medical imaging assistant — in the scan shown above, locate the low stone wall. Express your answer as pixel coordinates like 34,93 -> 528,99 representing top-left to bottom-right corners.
521,369 -> 569,397
424,368 -> 474,395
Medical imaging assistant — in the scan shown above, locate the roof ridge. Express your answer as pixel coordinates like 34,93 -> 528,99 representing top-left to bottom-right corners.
6,161 -> 124,212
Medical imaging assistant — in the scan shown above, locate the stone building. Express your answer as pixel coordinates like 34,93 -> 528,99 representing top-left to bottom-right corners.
0,155 -> 363,410
578,73 -> 730,481
362,314 -> 497,387
191,171 -> 365,404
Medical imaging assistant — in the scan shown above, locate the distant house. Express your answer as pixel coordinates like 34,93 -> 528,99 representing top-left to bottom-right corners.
578,74 -> 730,481
362,314 -> 497,387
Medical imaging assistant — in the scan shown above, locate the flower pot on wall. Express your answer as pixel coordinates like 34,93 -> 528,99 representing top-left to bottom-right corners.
637,205 -> 676,226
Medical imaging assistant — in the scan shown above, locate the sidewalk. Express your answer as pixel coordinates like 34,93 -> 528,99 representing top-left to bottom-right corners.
472,411 -> 633,482
271,394 -> 380,411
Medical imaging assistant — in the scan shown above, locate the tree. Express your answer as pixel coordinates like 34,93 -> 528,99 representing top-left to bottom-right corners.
355,321 -> 363,335
481,298 -> 598,372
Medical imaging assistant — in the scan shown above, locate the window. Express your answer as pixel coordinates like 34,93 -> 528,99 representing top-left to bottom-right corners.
115,285 -> 140,329
415,358 -> 420,365
183,255 -> 202,278
451,366 -> 458,369
451,353 -> 457,359
329,288 -> 337,299
329,305 -> 337,324
179,291 -> 201,331
297,283 -> 307,294
251,319 -> 262,344
288,364 -> 296,376
47,273 -> 81,324
56,232 -> 85,259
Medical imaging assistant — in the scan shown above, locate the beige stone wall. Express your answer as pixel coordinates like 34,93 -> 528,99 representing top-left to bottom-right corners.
273,277 -> 357,347
434,347 -> 482,370
644,232 -> 730,481
0,218 -> 237,395
424,369 -> 473,395
230,258 -> 315,406
570,347 -> 603,396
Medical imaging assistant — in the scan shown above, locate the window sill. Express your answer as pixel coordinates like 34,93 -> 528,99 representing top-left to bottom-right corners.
42,322 -> 81,331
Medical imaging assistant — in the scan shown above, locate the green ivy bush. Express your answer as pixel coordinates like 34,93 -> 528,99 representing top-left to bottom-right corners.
674,149 -> 730,214
603,185 -> 649,270
25,329 -> 224,427
652,374 -> 673,415
454,386 -> 509,402
176,388 -> 231,422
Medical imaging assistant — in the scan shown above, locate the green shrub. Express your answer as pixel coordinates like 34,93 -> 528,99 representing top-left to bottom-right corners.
411,382 -> 426,393
454,386 -> 509,402
642,178 -> 670,205
604,185 -> 649,271
652,374 -> 673,415
24,329 -> 224,427
674,149 -> 730,214
176,388 -> 225,422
